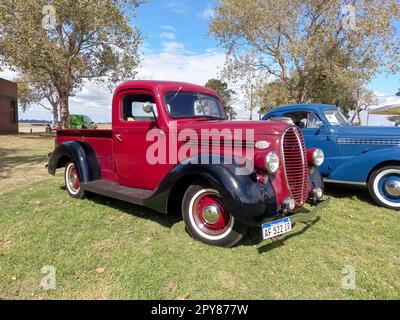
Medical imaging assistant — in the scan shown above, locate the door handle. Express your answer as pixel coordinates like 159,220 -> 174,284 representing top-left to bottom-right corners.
116,133 -> 122,142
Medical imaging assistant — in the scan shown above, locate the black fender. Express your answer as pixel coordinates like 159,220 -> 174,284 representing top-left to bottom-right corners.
144,154 -> 277,226
47,141 -> 101,183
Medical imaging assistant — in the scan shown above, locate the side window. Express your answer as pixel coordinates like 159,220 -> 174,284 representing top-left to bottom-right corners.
284,112 -> 322,129
122,94 -> 157,122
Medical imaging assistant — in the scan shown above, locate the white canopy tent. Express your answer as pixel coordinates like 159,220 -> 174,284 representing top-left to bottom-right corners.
367,104 -> 400,125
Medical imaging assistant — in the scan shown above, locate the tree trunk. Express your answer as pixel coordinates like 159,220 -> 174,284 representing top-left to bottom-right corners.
52,103 -> 59,125
59,94 -> 71,128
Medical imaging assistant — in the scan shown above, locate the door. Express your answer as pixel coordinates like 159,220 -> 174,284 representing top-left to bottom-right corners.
113,90 -> 161,190
283,111 -> 337,176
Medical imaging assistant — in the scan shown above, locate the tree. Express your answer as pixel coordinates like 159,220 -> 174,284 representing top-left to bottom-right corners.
205,78 -> 237,119
0,0 -> 142,128
349,88 -> 378,124
17,73 -> 60,125
210,0 -> 400,105
256,80 -> 294,115
388,115 -> 400,126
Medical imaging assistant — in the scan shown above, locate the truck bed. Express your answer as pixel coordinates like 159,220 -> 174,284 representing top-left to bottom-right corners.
57,129 -> 115,181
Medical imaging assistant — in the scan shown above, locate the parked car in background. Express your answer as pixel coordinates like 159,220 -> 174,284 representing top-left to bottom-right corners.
263,104 -> 400,211
70,114 -> 97,129
47,81 -> 328,247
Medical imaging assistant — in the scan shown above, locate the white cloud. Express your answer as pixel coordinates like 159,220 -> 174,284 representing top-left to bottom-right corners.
163,1 -> 190,13
160,32 -> 176,40
198,7 -> 215,20
160,25 -> 177,32
0,68 -> 18,81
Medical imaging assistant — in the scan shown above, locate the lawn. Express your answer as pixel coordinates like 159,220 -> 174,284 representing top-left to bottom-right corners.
0,134 -> 399,299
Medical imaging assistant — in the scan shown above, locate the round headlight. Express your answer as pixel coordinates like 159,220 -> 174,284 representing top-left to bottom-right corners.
312,149 -> 324,167
265,152 -> 280,174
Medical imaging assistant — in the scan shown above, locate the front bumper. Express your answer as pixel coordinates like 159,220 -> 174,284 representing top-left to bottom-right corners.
261,196 -> 330,226
289,197 -> 330,224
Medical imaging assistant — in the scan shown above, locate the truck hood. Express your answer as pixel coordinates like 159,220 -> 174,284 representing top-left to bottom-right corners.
175,119 -> 290,137
338,125 -> 400,137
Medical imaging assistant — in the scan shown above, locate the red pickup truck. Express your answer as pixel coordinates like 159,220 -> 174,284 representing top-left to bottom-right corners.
48,80 -> 328,247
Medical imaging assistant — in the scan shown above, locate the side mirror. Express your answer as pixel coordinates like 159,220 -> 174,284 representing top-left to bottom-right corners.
143,102 -> 154,114
143,102 -> 158,127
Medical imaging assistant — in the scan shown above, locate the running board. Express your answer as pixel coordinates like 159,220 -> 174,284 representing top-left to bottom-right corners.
82,180 -> 154,205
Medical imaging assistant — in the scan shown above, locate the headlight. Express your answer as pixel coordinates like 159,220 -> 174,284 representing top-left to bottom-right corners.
265,152 -> 280,174
312,149 -> 324,167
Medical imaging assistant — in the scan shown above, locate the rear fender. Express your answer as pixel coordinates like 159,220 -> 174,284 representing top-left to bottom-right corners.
329,148 -> 400,183
47,141 -> 101,183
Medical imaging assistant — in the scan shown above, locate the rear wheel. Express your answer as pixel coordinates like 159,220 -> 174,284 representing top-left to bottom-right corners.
64,162 -> 85,199
182,184 -> 247,247
368,166 -> 400,211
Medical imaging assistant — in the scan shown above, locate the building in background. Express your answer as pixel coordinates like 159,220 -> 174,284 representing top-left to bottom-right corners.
0,78 -> 18,134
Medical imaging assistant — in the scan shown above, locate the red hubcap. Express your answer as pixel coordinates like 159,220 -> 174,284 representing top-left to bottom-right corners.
192,192 -> 231,236
71,168 -> 79,190
67,164 -> 80,193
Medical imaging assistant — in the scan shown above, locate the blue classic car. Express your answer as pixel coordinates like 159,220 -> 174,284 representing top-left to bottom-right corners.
263,104 -> 400,211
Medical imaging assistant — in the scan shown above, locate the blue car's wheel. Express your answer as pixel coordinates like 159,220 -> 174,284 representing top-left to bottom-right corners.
369,166 -> 400,211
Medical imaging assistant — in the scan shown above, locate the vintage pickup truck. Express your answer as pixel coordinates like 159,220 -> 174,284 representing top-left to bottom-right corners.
48,81 -> 327,247
263,104 -> 400,211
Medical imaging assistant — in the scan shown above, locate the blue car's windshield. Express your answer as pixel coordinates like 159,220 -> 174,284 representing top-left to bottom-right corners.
324,109 -> 350,126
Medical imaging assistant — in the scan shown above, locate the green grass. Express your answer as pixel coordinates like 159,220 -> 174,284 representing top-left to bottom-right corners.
0,135 -> 399,299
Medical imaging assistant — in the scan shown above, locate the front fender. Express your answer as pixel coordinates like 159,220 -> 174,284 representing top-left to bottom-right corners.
145,154 -> 278,226
47,141 -> 101,183
329,148 -> 400,183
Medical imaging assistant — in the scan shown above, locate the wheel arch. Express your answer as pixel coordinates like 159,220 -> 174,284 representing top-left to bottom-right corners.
367,160 -> 400,183
144,154 -> 277,226
47,141 -> 101,183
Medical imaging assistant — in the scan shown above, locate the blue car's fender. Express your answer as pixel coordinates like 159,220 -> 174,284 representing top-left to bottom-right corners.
328,148 -> 400,183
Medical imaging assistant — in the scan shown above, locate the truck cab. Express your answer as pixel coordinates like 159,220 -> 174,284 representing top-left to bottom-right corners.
48,81 -> 327,247
263,104 -> 400,211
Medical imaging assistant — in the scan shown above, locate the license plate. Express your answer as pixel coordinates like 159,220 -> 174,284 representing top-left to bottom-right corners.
262,217 -> 292,240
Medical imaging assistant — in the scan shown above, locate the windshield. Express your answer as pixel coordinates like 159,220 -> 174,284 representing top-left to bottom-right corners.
165,91 -> 225,119
324,109 -> 350,126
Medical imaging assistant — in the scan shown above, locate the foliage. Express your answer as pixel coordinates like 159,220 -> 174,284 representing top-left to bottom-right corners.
210,0 -> 400,107
17,72 -> 60,123
205,78 -> 237,119
0,0 -> 143,128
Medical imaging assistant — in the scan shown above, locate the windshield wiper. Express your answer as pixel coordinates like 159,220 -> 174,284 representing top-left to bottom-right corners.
167,86 -> 182,103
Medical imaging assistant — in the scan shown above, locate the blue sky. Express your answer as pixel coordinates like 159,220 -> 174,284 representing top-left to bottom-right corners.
135,0 -> 217,54
0,0 -> 399,123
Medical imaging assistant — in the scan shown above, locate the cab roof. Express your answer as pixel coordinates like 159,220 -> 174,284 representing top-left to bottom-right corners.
268,103 -> 338,114
115,80 -> 219,98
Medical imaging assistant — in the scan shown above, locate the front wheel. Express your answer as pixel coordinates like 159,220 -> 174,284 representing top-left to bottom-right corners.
64,162 -> 85,199
182,184 -> 247,247
368,166 -> 400,211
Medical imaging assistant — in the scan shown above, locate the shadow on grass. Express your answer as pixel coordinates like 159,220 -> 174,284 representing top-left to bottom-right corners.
252,217 -> 321,254
60,186 -> 181,229
0,147 -> 47,179
324,183 -> 374,205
